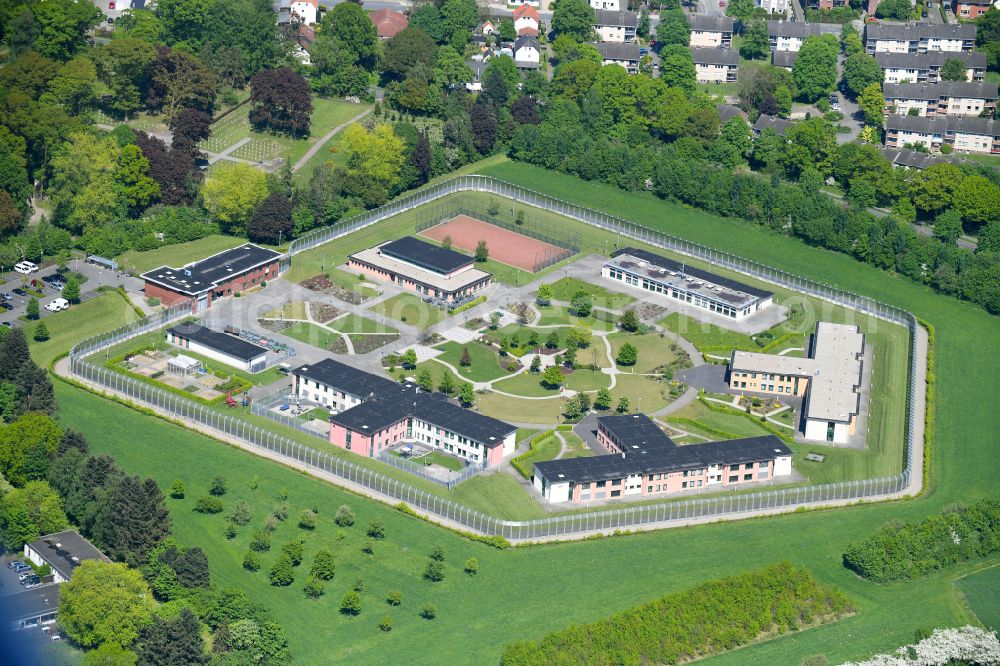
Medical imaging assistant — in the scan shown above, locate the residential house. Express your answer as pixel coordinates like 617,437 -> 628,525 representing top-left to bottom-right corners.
718,103 -> 750,124
590,0 -> 620,9
752,114 -> 794,137
882,81 -> 998,117
513,36 -> 542,69
466,58 -> 488,92
864,22 -> 976,54
509,0 -> 540,7
767,21 -> 824,51
772,49 -> 797,70
513,4 -> 540,37
807,0 -> 848,8
24,531 -> 110,585
369,8 -> 408,39
289,0 -> 317,25
689,15 -> 734,48
756,0 -> 790,13
953,0 -> 997,19
875,51 -> 987,83
593,9 -> 638,43
884,114 -> 1000,153
480,20 -> 496,36
690,47 -> 739,83
878,145 -> 950,169
593,42 -> 641,74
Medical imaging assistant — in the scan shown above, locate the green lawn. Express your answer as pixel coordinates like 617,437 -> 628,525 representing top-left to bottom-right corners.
668,401 -> 775,440
536,305 -> 618,331
659,311 -> 761,350
327,313 -> 397,334
514,433 -> 562,468
955,565 -> 1000,632
562,368 -> 611,392
117,235 -> 248,275
423,451 -> 465,472
324,267 -> 381,299
31,290 -> 142,368
608,332 -> 676,373
449,472 -> 547,520
280,321 -> 346,351
543,277 -> 635,310
262,300 -> 308,320
434,341 -> 508,382
609,374 -> 671,413
476,391 -> 567,424
492,371 -> 562,398
370,293 -> 449,328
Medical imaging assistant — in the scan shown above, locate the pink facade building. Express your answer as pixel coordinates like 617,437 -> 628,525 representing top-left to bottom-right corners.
533,415 -> 792,503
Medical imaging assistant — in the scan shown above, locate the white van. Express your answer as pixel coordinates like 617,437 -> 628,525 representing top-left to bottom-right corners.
44,298 -> 69,312
14,261 -> 38,274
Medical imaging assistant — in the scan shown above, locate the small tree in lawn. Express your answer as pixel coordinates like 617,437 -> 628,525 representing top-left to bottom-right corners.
210,476 -> 227,496
378,615 -> 393,632
616,396 -> 631,413
563,395 -> 582,420
536,283 -> 554,306
228,501 -> 252,526
62,276 -> 81,303
195,496 -> 223,513
459,345 -> 472,366
298,509 -> 316,530
464,558 -> 479,575
416,368 -> 434,392
311,547 -> 336,580
515,210 -> 524,225
420,602 -> 437,619
441,235 -> 452,250
26,298 -> 39,320
400,349 -> 417,370
335,505 -> 355,527
546,331 -> 560,349
341,591 -> 362,615
617,342 -> 638,366
281,540 -> 304,566
438,371 -> 455,395
576,391 -> 591,413
594,387 -> 612,410
474,240 -> 488,262
386,590 -> 403,606
569,292 -> 592,317
489,311 -> 501,329
170,480 -> 185,499
250,528 -> 271,552
429,545 -> 445,561
304,575 -> 325,599
540,365 -> 563,389
528,331 -> 540,348
563,346 -> 576,367
243,550 -> 260,571
268,553 -> 295,586
620,309 -> 639,332
33,321 -> 49,342
424,560 -> 444,582
459,382 -> 475,407
367,517 -> 385,540
530,356 -> 541,373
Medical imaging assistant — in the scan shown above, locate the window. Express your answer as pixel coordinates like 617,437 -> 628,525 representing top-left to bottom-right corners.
596,480 -> 606,488
610,490 -> 621,497
744,463 -> 753,470
729,475 -> 738,483
743,473 -> 753,481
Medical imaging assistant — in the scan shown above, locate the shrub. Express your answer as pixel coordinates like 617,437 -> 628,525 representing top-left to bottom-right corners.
298,509 -> 316,530
620,309 -> 639,332
227,501 -> 252,526
209,476 -> 227,496
170,480 -> 185,499
272,502 -> 289,521
268,554 -> 295,586
341,591 -> 362,615
464,558 -> 479,575
367,518 -> 385,540
353,578 -> 364,592
419,603 -> 437,619
304,576 -> 325,599
362,540 -> 375,555
378,615 -> 393,632
424,560 -> 444,582
33,322 -> 49,342
429,545 -> 445,561
242,551 -> 261,571
194,496 -> 224,514
310,547 -> 336,580
281,540 -> 304,566
335,505 -> 355,527
386,590 -> 403,606
249,528 -> 271,552
616,342 -> 638,366
224,523 -> 237,539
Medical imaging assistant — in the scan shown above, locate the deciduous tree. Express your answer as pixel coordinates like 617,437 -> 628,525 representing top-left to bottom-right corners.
249,68 -> 312,137
793,35 -> 839,102
58,560 -> 155,648
552,0 -> 596,42
201,162 -> 268,235
248,193 -> 293,244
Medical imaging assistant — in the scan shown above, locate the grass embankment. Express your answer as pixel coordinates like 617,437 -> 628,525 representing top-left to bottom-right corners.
117,235 -> 248,275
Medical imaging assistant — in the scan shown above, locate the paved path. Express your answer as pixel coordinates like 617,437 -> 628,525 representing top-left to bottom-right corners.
207,137 -> 251,165
291,106 -> 373,173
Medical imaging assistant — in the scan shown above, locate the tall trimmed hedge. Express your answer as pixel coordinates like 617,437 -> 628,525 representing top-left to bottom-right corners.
500,562 -> 853,665
843,498 -> 1000,583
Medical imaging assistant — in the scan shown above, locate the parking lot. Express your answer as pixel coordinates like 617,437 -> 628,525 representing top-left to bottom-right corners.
0,555 -> 47,597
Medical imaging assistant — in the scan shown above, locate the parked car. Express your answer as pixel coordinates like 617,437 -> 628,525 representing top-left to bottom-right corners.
49,280 -> 65,291
19,572 -> 37,582
7,560 -> 24,569
0,292 -> 9,301
926,1 -> 932,6
12,562 -> 31,572
921,10 -> 928,16
13,261 -> 38,274
44,298 -> 69,312
0,322 -> 12,328
24,579 -> 43,589
12,288 -> 26,297
0,302 -> 13,311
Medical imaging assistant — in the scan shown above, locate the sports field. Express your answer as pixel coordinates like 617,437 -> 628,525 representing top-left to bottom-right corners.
420,215 -> 570,272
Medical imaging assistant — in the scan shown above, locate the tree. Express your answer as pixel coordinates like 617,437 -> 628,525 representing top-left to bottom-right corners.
133,608 -> 206,666
367,517 -> 386,540
201,162 -> 268,236
842,53 -> 883,97
248,193 -> 293,244
93,475 -> 172,567
876,0 -> 913,20
194,496 -> 223,513
429,545 -> 445,561
321,1 -> 378,67
536,283 -> 554,306
378,615 -> 394,632
0,412 -> 61,486
340,590 -> 362,615
726,0 -> 755,20
552,0 -> 595,41
437,370 -> 456,395
304,575 -> 325,599
939,57 -> 969,82
464,557 -> 479,575
399,349 -> 417,370
409,4 -> 445,43
298,509 -> 316,530
616,342 -> 638,366
0,481 -> 68,550
412,131 -> 432,185
311,547 -> 336,580
268,553 -> 295,586
29,0 -> 103,61
340,123 -> 407,198
440,0 -> 479,48
92,38 -> 157,116
569,293 -> 592,317
146,46 -> 216,118
424,559 -> 445,582
792,35 -> 839,102
858,83 -> 885,128
57,274 -> 81,304
540,366 -> 563,389
459,382 -> 475,407
595,387 -> 612,410
740,21 -> 770,61
416,368 -> 434,392
58,560 -> 155,648
619,309 -> 639,332
208,475 -> 227,496
420,602 -> 437,619
910,162 -> 962,217
933,210 -> 964,243
382,27 -> 438,81
529,356 -> 542,373
82,642 -> 139,666
458,345 -> 472,368
616,396 -> 631,413
169,480 -> 185,499
545,331 -> 560,349
952,175 -> 1000,227
31,320 -> 50,342
249,68 -> 312,137
386,590 -> 403,606
242,550 -> 260,571
474,240 -> 489,262
26,297 -> 39,320
658,45 -> 696,94
655,9 -> 690,47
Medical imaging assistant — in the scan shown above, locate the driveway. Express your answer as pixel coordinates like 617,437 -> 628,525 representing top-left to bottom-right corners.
676,363 -> 730,394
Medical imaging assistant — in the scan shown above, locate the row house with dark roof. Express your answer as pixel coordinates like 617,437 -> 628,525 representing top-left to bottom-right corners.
689,15 -> 734,48
593,42 -> 641,73
884,114 -> 1000,154
593,9 -> 638,43
882,81 -> 998,118
864,21 -> 976,54
767,21 -> 823,51
690,47 -> 739,83
875,51 -> 987,83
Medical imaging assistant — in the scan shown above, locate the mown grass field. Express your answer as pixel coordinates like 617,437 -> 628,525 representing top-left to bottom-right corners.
955,565 -> 1000,632
116,235 -> 249,275
369,293 -> 449,328
31,159 -> 1000,665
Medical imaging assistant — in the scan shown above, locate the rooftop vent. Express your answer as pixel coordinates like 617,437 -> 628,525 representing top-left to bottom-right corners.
70,556 -> 79,564
183,269 -> 192,277
54,542 -> 62,549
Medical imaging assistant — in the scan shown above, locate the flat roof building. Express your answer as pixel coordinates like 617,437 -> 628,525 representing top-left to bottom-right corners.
166,322 -> 270,373
1,585 -> 60,632
603,248 -> 774,320
729,322 -> 865,444
292,359 -> 516,467
141,243 -> 282,313
533,414 -> 792,503
24,530 -> 110,584
348,237 -> 492,304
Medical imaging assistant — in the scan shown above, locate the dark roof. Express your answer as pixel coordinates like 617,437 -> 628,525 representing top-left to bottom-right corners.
379,237 -> 472,275
886,114 -> 999,135
0,585 -> 60,624
141,243 -> 281,296
27,530 -> 109,581
883,81 -> 998,100
329,386 -> 516,447
752,113 -> 794,136
593,9 -> 638,27
874,50 -> 987,70
293,357 -> 399,399
865,21 -> 976,42
772,49 -> 798,68
879,145 -> 947,169
766,20 -> 823,38
514,35 -> 541,52
167,323 -> 268,362
689,46 -> 739,66
610,247 -> 774,300
534,415 -> 790,484
717,103 -> 748,123
593,41 -> 641,62
690,14 -> 734,32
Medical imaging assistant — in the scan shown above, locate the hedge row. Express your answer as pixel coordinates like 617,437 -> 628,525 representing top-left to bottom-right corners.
449,295 -> 487,315
918,317 -> 935,493
696,396 -> 796,444
843,498 -> 1000,583
511,430 -> 556,479
500,562 -> 854,665
698,331 -> 802,356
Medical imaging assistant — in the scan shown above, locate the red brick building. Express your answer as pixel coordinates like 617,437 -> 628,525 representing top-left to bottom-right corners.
142,243 -> 282,312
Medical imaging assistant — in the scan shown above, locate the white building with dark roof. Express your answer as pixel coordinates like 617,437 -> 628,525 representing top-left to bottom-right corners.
875,51 -> 987,83
864,22 -> 976,54
882,81 -> 998,118
690,15 -> 734,48
593,9 -> 638,43
767,20 -> 823,51
884,114 -> 1000,154
772,49 -> 797,70
690,47 -> 739,83
24,530 -> 110,584
513,36 -> 541,68
593,41 -> 641,73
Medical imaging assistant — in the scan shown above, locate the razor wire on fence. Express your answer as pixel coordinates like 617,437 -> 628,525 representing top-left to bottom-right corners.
70,175 -> 919,539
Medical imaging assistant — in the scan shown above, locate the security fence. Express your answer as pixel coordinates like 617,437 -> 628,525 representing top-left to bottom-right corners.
70,175 -> 920,540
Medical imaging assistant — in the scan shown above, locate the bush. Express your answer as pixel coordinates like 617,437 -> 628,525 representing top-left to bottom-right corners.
249,528 -> 271,552
298,509 -> 316,530
194,496 -> 224,514
424,560 -> 444,582
386,590 -> 403,606
362,540 -> 375,555
378,615 -> 393,632
227,501 -> 252,526
209,475 -> 227,496
341,591 -> 362,615
170,480 -> 185,499
367,518 -> 385,540
335,505 -> 355,527
310,547 -> 336,580
272,502 -> 289,521
419,603 -> 437,619
616,342 -> 638,366
33,322 -> 49,342
281,540 -> 304,566
429,545 -> 445,561
304,576 -> 325,599
843,499 -> 1000,583
224,523 -> 237,539
242,551 -> 261,571
268,554 -> 295,586
464,558 -> 479,575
